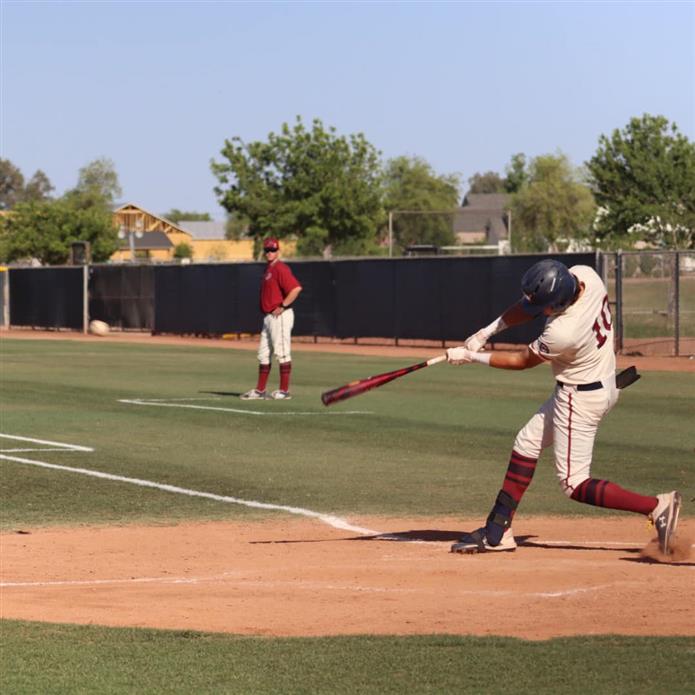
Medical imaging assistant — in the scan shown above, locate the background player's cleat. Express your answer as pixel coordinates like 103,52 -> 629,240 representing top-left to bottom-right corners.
451,527 -> 516,554
240,389 -> 267,400
270,390 -> 292,400
649,491 -> 682,554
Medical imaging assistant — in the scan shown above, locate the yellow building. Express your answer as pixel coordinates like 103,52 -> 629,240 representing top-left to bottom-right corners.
111,203 -> 255,262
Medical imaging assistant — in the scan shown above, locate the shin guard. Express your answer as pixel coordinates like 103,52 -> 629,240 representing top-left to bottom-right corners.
484,490 -> 518,546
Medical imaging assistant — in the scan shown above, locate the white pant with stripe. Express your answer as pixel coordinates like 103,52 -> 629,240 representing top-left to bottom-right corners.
513,379 -> 620,496
258,308 -> 294,364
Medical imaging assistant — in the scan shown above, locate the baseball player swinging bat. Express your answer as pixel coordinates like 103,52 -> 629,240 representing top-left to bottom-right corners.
320,356 -> 640,407
321,355 -> 446,406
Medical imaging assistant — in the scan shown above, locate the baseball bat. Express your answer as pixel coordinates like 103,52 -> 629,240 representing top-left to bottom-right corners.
321,354 -> 446,407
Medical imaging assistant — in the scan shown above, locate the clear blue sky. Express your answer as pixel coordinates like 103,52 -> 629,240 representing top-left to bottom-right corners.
2,0 -> 693,220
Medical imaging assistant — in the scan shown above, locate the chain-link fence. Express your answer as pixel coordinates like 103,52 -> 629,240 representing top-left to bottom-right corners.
602,251 -> 695,357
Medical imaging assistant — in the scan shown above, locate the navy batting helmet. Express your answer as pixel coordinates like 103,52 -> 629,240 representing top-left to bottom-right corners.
521,260 -> 577,315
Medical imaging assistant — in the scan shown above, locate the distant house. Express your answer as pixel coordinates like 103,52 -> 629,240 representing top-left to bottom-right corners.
111,203 -> 182,262
110,204 -> 254,262
453,193 -> 511,245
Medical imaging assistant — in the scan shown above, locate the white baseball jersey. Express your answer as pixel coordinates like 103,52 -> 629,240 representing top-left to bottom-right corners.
529,265 -> 615,384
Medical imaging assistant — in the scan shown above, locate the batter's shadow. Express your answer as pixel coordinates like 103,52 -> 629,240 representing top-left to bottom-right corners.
250,531 -> 657,555
355,531 -> 643,554
199,390 -> 244,397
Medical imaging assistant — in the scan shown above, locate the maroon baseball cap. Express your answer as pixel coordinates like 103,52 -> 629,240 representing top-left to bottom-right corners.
263,237 -> 280,251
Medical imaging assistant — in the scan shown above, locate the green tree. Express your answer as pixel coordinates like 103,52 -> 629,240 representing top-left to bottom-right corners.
504,153 -> 528,193
23,170 -> 54,203
173,242 -> 194,259
0,160 -> 54,209
0,198 -> 118,265
163,209 -> 212,223
510,153 -> 596,252
65,157 -> 122,210
211,117 -> 384,257
467,171 -> 505,194
224,212 -> 249,240
383,156 -> 460,252
0,159 -> 26,209
587,114 -> 695,249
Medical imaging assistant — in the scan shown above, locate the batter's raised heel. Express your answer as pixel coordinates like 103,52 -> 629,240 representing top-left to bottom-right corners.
451,527 -> 517,554
649,491 -> 682,555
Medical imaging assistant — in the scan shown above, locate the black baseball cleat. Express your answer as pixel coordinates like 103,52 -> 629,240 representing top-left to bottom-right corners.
649,491 -> 682,554
451,527 -> 517,554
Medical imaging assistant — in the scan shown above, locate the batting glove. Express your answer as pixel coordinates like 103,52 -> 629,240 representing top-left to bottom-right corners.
446,346 -> 474,365
464,329 -> 489,352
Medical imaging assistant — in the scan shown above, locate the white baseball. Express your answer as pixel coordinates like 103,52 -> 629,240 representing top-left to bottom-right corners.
89,320 -> 110,337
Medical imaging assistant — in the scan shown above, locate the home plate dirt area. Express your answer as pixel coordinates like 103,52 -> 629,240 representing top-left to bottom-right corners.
1,516 -> 693,640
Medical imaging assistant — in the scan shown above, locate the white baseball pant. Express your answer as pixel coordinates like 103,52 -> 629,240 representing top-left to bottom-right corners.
258,308 -> 294,364
513,380 -> 620,496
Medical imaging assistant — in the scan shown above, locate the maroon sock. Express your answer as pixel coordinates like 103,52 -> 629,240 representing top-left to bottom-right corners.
571,479 -> 657,515
500,450 -> 538,519
279,361 -> 291,392
502,450 -> 538,502
256,363 -> 271,392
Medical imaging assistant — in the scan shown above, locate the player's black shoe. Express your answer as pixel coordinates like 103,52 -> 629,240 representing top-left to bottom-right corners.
650,491 -> 682,554
451,527 -> 517,554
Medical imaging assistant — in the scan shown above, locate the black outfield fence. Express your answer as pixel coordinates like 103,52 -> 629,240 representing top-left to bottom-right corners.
9,267 -> 85,330
6,253 -> 597,346
89,265 -> 154,330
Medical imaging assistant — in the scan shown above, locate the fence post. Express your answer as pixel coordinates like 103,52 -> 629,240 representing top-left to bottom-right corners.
674,251 -> 680,357
83,265 -> 89,334
615,251 -> 623,353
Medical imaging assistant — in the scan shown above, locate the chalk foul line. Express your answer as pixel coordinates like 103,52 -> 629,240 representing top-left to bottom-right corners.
0,434 -> 93,452
118,398 -> 372,416
0,446 -> 380,537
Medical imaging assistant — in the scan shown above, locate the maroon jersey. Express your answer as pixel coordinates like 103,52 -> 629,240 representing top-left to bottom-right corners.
260,260 -> 301,314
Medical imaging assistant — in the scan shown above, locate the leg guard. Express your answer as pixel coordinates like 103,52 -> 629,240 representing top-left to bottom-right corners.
484,490 -> 518,546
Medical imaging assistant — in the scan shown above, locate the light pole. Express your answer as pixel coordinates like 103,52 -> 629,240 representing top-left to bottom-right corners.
118,217 -> 144,262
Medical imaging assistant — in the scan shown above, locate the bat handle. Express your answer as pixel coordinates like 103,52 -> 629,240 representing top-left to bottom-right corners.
426,354 -> 447,367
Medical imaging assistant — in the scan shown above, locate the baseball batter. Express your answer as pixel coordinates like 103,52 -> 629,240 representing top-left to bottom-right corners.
446,259 -> 681,556
240,237 -> 302,401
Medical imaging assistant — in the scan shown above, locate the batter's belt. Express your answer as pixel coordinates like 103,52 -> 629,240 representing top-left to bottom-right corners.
556,365 -> 641,392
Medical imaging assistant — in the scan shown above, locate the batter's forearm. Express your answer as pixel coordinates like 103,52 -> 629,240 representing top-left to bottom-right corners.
489,350 -> 533,370
466,347 -> 539,370
471,301 -> 534,349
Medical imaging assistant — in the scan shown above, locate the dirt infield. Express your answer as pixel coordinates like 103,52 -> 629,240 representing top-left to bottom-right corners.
1,517 -> 693,639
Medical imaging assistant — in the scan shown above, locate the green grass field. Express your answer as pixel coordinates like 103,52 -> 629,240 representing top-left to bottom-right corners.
609,275 -> 695,339
1,338 -> 693,693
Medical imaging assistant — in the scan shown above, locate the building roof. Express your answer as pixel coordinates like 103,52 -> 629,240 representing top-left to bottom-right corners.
118,230 -> 173,250
113,203 -> 192,237
178,220 -> 227,240
453,193 -> 511,244
462,193 -> 510,210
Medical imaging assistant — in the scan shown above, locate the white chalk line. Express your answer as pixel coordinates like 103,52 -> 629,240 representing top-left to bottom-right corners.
0,434 -> 93,452
0,452 -> 380,536
118,398 -> 372,416
0,575 -> 645,599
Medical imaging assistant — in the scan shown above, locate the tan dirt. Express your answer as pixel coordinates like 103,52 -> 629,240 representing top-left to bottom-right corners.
1,517 -> 693,639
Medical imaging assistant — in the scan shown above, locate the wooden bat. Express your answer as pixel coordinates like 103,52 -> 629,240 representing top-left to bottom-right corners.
321,355 -> 446,407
